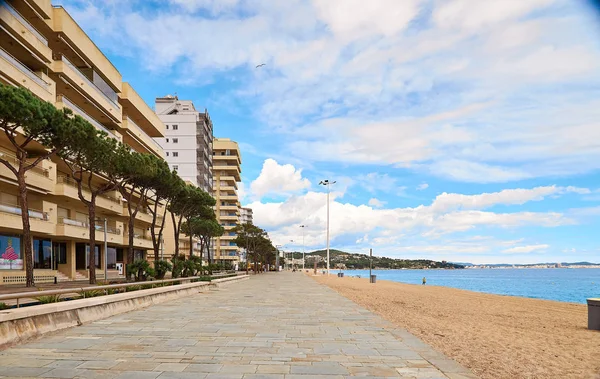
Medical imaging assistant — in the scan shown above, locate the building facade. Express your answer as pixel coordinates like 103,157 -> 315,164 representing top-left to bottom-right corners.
154,96 -> 213,194
240,207 -> 253,224
0,0 -> 165,283
212,138 -> 242,263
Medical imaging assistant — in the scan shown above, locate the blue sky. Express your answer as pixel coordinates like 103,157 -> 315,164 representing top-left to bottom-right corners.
56,0 -> 600,264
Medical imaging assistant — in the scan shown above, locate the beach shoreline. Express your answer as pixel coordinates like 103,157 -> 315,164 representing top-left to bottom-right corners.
311,274 -> 600,379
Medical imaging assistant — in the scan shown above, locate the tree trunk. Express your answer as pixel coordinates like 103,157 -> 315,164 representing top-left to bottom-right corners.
17,170 -> 35,287
171,212 -> 179,257
189,227 -> 193,257
150,200 -> 160,262
127,201 -> 135,266
87,200 -> 97,284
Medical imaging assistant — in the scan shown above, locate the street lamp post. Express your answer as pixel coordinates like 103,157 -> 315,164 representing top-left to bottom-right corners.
300,225 -> 306,270
289,240 -> 294,271
319,180 -> 336,276
276,244 -> 283,272
103,218 -> 107,281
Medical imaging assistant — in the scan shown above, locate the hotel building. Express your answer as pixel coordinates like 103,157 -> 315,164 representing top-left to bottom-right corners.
0,0 -> 165,283
212,138 -> 242,263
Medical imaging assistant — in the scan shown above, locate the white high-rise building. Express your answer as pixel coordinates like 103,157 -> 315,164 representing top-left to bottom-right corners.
240,207 -> 253,224
154,95 -> 213,193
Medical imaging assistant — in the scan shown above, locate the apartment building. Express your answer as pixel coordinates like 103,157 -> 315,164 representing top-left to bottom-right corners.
0,0 -> 165,283
213,138 -> 242,263
240,207 -> 253,224
154,96 -> 213,194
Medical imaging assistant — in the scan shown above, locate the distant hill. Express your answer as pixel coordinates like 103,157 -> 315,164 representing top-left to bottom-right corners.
288,249 -> 463,270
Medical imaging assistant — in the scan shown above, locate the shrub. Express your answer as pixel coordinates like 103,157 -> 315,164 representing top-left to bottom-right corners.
126,285 -> 141,292
35,294 -> 62,304
183,256 -> 202,277
170,254 -> 185,279
154,260 -> 173,280
127,259 -> 155,282
140,284 -> 154,290
78,289 -> 105,298
0,302 -> 10,310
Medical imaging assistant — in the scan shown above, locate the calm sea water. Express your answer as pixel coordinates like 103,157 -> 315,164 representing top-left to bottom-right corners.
343,268 -> 600,304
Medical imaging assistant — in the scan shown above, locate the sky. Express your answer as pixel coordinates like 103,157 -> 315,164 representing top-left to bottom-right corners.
55,0 -> 600,264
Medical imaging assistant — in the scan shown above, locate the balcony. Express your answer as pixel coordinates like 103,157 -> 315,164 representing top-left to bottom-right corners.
121,117 -> 164,158
120,83 -> 165,137
0,46 -> 54,102
0,148 -> 56,193
219,205 -> 238,211
219,195 -> 238,201
213,154 -> 241,165
0,202 -> 54,235
0,0 -> 51,62
56,95 -> 122,142
219,215 -> 238,222
57,217 -> 123,244
54,175 -> 122,214
52,6 -> 122,91
52,55 -> 121,124
122,205 -> 154,225
126,233 -> 153,249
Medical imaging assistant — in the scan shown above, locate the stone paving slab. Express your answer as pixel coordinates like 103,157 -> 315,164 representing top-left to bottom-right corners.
0,273 -> 476,378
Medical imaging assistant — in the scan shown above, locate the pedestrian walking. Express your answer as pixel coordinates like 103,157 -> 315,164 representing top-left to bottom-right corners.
422,277 -> 426,285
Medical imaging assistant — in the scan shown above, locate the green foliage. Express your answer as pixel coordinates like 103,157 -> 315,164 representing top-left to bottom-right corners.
303,249 -> 465,270
78,289 -> 105,298
126,285 -> 141,292
182,255 -> 203,277
170,254 -> 185,278
0,302 -> 10,310
127,259 -> 155,282
140,284 -> 154,290
35,294 -> 62,304
154,259 -> 173,280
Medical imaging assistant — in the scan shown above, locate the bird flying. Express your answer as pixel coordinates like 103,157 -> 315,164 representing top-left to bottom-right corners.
256,63 -> 266,68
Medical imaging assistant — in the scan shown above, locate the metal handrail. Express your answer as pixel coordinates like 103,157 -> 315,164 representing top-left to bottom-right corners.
125,117 -> 163,152
56,175 -> 121,204
57,216 -> 121,235
59,95 -> 118,140
0,202 -> 48,220
1,0 -> 48,45
0,276 -> 206,307
0,47 -> 51,89
60,55 -> 120,109
0,148 -> 50,177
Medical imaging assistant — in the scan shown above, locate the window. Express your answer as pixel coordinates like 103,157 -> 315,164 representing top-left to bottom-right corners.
173,165 -> 178,171
172,125 -> 178,130
166,138 -> 169,143
173,138 -> 179,143
53,243 -> 67,265
166,125 -> 169,129
173,152 -> 179,157
107,247 -> 117,269
0,234 -> 22,270
33,239 -> 52,269
166,152 -> 169,157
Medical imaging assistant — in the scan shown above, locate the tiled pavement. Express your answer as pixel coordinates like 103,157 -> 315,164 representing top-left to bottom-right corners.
0,272 -> 476,379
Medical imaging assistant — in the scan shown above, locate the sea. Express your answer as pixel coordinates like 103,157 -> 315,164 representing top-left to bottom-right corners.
343,268 -> 600,304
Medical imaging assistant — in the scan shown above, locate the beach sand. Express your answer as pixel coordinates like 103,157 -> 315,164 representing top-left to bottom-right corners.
312,274 -> 600,379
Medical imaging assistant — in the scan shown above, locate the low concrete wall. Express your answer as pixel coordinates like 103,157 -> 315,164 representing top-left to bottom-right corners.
0,275 -> 249,349
210,274 -> 250,288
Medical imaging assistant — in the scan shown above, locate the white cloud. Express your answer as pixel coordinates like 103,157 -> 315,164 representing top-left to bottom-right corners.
503,244 -> 550,254
368,198 -> 386,208
417,183 -> 429,190
249,159 -> 311,198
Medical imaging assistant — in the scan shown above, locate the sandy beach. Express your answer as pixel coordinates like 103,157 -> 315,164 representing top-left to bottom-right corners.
312,274 -> 600,379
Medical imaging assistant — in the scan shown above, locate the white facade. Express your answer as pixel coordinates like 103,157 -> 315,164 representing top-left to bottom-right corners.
154,95 -> 213,193
240,207 -> 253,224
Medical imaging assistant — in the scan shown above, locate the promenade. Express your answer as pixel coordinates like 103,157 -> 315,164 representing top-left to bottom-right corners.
0,273 -> 475,379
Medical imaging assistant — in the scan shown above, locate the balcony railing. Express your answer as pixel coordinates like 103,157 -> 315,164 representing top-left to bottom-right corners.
1,0 -> 48,45
58,95 -> 118,140
0,148 -> 50,179
60,55 -> 120,109
130,233 -> 151,241
126,117 -> 163,152
0,202 -> 48,220
57,175 -> 121,204
58,217 -> 121,235
0,47 -> 51,90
